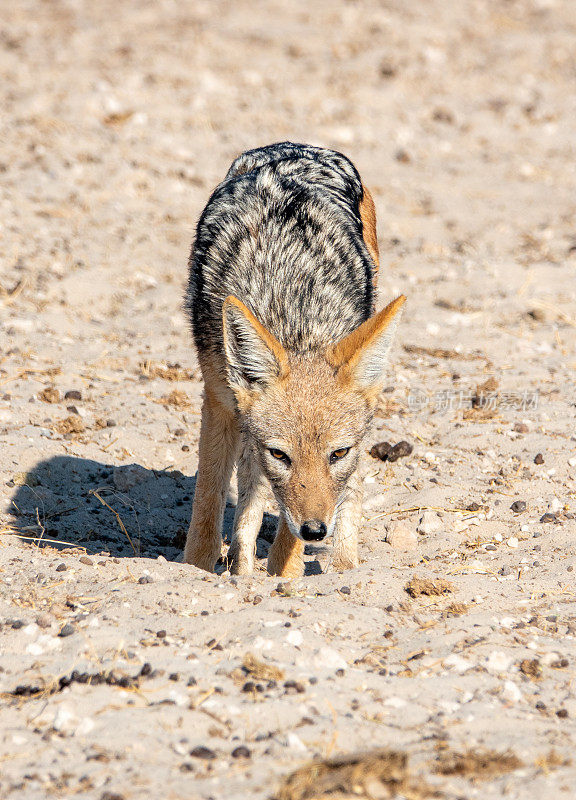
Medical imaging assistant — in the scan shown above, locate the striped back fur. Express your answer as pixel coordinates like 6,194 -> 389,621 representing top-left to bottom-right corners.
186,142 -> 377,358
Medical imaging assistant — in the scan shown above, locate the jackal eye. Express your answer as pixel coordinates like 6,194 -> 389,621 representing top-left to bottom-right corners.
269,447 -> 291,465
330,447 -> 350,464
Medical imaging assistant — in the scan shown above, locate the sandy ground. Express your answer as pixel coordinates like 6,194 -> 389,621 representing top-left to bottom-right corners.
1,1 -> 576,798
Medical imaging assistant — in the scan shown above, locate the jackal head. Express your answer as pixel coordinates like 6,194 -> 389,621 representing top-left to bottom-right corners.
222,295 -> 405,542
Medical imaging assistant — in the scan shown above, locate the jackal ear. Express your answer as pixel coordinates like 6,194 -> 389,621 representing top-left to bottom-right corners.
327,295 -> 406,394
222,296 -> 289,393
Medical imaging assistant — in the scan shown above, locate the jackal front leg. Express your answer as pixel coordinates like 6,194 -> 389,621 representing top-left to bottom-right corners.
227,443 -> 267,575
331,475 -> 362,571
267,514 -> 304,578
184,394 -> 239,572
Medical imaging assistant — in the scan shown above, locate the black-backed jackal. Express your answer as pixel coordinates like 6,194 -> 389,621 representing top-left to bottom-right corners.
184,142 -> 405,577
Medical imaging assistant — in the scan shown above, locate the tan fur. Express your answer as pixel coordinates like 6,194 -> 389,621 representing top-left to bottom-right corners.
183,381 -> 239,571
359,185 -> 379,282
267,515 -> 305,577
327,295 -> 406,394
184,159 -> 405,577
184,295 -> 405,577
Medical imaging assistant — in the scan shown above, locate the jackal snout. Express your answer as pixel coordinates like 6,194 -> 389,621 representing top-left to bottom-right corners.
300,520 -> 328,541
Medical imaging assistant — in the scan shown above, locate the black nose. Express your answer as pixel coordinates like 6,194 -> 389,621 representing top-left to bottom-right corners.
300,520 -> 328,541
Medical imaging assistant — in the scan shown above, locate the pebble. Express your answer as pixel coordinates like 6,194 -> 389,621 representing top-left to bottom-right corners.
313,646 -> 347,671
59,623 -> 75,638
534,453 -> 545,465
444,654 -> 472,674
387,440 -> 413,462
386,522 -> 418,549
568,457 -> 576,467
499,566 -> 513,576
64,389 -> 82,401
286,630 -> 303,646
417,511 -> 443,536
369,441 -> 392,460
231,745 -> 251,759
369,440 -> 412,462
138,575 -> 153,584
540,513 -> 557,523
189,746 -> 216,759
507,537 -> 519,548
486,651 -> 512,673
510,501 -> 526,514
513,422 -> 529,433
55,563 -> 67,572
79,556 -> 93,566
502,680 -> 522,704
36,613 -> 52,629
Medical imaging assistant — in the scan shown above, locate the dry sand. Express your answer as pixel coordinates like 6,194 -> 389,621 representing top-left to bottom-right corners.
1,1 -> 575,798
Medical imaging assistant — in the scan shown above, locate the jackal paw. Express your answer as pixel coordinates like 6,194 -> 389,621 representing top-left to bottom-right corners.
331,551 -> 359,572
227,541 -> 254,575
267,555 -> 304,579
183,537 -> 220,573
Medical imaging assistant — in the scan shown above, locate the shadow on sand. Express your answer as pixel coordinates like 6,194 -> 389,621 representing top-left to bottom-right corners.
7,455 -> 321,574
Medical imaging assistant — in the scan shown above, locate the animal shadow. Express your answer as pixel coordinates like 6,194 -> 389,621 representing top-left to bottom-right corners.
6,456 -> 317,571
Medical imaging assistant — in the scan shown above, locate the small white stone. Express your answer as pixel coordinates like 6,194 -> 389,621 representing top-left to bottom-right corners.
494,532 -> 503,542
384,696 -> 407,708
550,498 -> 562,513
386,523 -> 417,550
486,651 -> 512,673
417,511 -> 443,535
568,457 -> 576,468
253,636 -> 274,651
168,690 -> 189,707
502,680 -> 522,704
541,652 -> 562,667
313,646 -> 347,671
439,700 -> 460,714
76,717 -> 96,736
507,537 -> 519,548
5,318 -> 35,334
284,732 -> 307,752
53,705 -> 78,733
444,654 -> 472,674
285,630 -> 303,647
23,623 -> 39,636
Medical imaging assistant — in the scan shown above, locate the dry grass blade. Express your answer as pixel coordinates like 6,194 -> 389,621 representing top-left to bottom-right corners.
405,578 -> 454,598
274,749 -> 437,800
433,748 -> 522,779
89,489 -> 137,555
403,343 -> 485,361
0,277 -> 27,305
242,653 -> 285,682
